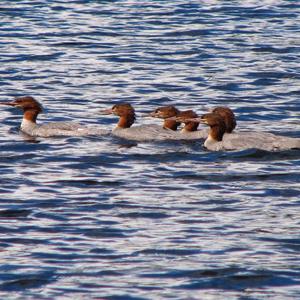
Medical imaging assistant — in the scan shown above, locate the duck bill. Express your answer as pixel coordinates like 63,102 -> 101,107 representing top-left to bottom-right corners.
168,117 -> 201,123
0,101 -> 18,107
149,111 -> 160,118
199,118 -> 207,124
184,117 -> 202,123
139,113 -> 152,118
99,108 -> 113,115
165,116 -> 178,121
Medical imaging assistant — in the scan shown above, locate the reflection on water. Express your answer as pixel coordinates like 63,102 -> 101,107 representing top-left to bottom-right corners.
0,1 -> 300,299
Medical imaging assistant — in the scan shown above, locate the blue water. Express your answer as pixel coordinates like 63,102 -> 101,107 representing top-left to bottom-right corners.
0,1 -> 300,299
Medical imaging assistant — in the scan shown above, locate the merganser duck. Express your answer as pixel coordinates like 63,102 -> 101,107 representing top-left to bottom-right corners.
100,103 -> 178,141
149,106 -> 181,130
198,113 -> 300,151
176,106 -> 236,133
0,96 -> 109,137
167,110 -> 208,139
149,106 -> 208,139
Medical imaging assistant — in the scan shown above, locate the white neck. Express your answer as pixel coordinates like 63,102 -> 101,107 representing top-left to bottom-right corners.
204,134 -> 225,151
204,134 -> 217,147
21,118 -> 37,131
113,125 -> 125,131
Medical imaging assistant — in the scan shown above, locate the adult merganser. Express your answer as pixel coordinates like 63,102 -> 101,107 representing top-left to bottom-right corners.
198,113 -> 300,151
0,96 -> 109,137
100,103 -> 178,141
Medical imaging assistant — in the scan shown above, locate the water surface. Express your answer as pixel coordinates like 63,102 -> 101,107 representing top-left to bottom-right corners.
0,1 -> 300,299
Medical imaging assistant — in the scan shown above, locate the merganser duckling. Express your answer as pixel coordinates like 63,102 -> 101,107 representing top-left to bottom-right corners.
149,106 -> 181,130
199,113 -> 300,151
100,103 -> 178,141
0,96 -> 109,137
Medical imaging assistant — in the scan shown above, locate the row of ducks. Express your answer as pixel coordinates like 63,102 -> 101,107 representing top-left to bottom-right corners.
1,96 -> 300,152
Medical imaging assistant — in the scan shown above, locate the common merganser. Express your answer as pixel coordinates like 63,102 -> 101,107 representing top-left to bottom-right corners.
166,110 -> 208,139
100,103 -> 178,141
149,106 -> 208,139
149,106 -> 181,130
197,113 -> 300,151
0,96 -> 109,137
177,106 -> 236,133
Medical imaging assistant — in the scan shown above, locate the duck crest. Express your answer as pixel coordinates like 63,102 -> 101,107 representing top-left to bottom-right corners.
211,107 -> 236,133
